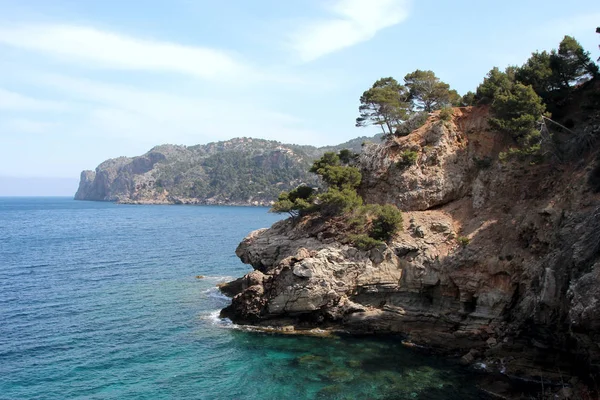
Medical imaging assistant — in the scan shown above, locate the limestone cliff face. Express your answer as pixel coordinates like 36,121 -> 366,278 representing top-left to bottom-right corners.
75,152 -> 165,202
221,106 -> 600,384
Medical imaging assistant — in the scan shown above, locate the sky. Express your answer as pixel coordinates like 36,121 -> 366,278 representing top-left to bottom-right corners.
0,0 -> 599,195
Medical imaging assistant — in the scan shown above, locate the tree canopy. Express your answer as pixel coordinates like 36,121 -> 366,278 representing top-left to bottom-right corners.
354,31 -> 598,164
550,35 -> 598,90
489,82 -> 547,147
272,150 -> 364,219
514,36 -> 598,108
404,69 -> 460,112
355,77 -> 411,135
310,151 -> 361,190
476,67 -> 515,103
270,185 -> 315,219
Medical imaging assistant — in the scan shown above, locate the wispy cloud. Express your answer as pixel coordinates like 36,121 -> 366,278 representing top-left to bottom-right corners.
0,24 -> 250,80
0,88 -> 68,111
19,72 -> 326,145
290,0 -> 410,62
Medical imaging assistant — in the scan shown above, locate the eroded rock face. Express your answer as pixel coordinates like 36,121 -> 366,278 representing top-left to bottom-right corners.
359,107 -> 499,211
221,107 -> 600,384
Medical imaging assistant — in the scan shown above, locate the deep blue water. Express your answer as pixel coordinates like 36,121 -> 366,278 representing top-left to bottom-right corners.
0,198 -> 486,399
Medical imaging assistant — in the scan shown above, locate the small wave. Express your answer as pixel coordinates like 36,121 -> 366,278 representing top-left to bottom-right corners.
195,275 -> 234,283
201,310 -> 236,329
201,287 -> 232,302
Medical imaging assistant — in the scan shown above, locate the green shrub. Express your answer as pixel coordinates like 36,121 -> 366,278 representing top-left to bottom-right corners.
397,150 -> 419,169
288,185 -> 315,201
310,152 -> 362,190
439,107 -> 454,121
270,185 -> 316,218
498,145 -> 543,164
347,210 -> 368,229
350,234 -> 384,250
461,91 -> 476,106
338,149 -> 357,164
318,188 -> 363,216
457,236 -> 470,247
370,204 -> 403,242
488,83 -> 547,149
310,152 -> 340,174
320,165 -> 362,190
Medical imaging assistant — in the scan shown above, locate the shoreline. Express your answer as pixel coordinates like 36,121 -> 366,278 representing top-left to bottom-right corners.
73,198 -> 275,207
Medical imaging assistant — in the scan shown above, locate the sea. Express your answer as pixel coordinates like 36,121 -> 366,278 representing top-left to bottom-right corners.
0,197 -> 488,399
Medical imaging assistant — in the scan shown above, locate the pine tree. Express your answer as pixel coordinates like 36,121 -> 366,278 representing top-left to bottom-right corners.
356,77 -> 411,134
404,70 -> 456,112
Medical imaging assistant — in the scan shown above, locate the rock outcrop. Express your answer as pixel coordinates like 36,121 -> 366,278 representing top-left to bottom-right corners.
221,106 -> 600,389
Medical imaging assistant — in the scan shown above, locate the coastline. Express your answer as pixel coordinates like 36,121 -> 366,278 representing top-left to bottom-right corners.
74,197 -> 275,207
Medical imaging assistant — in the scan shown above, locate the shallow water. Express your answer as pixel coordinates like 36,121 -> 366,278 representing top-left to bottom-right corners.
0,198 -> 486,399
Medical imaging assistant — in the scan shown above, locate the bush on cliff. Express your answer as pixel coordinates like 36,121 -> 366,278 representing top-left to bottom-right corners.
369,204 -> 403,242
272,148 -> 403,245
396,150 -> 418,169
318,188 -> 363,217
439,107 -> 454,121
350,234 -> 383,250
347,204 -> 403,244
319,165 -> 362,191
272,150 -> 364,218
310,151 -> 362,191
489,82 -> 547,147
270,185 -> 315,219
338,148 -> 357,164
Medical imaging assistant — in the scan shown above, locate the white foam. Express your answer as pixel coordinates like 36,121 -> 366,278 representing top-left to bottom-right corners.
202,310 -> 237,328
196,275 -> 234,283
202,287 -> 231,302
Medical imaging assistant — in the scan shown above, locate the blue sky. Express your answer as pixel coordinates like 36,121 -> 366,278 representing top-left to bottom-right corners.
0,0 -> 599,195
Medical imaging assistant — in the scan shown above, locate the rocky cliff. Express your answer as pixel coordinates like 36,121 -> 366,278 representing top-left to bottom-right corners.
75,135 -> 379,205
221,105 -> 600,395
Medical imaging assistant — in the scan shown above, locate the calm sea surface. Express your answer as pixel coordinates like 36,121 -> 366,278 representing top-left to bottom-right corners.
0,198 -> 486,399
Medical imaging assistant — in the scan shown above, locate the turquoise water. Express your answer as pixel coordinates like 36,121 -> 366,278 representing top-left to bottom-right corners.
0,198 -> 486,399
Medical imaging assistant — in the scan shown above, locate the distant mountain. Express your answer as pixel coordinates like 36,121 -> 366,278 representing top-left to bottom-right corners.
74,135 -> 381,205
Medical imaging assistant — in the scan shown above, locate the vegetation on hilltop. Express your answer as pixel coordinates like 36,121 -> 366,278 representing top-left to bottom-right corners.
355,70 -> 461,136
356,33 -> 599,163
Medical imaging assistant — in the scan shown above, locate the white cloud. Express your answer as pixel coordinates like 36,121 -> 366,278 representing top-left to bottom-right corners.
23,73 -> 326,145
0,88 -> 68,111
0,24 -> 250,80
290,0 -> 410,62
